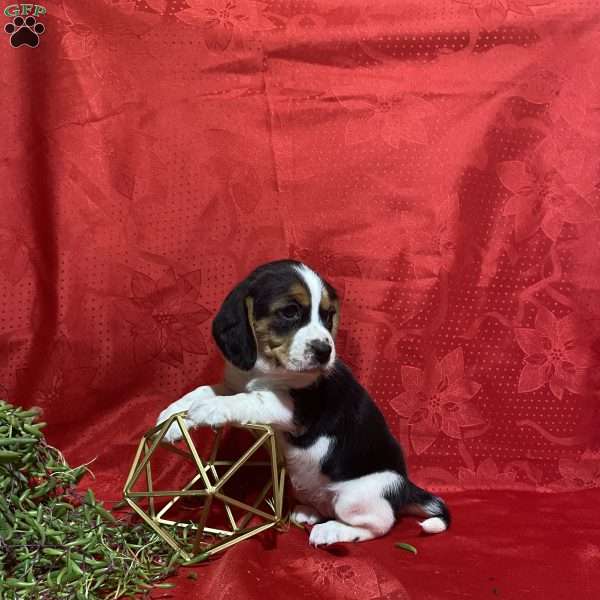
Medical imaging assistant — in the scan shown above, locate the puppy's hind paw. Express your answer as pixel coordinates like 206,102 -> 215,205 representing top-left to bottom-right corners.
291,505 -> 322,526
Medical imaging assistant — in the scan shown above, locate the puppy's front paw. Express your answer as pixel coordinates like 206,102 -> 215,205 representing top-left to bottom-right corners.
156,396 -> 196,443
156,410 -> 190,444
187,397 -> 230,429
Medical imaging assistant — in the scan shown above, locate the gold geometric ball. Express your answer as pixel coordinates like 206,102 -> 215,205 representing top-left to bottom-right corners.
123,413 -> 286,560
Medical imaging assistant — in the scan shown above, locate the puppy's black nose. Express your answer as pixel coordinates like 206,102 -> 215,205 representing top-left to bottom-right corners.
310,340 -> 332,364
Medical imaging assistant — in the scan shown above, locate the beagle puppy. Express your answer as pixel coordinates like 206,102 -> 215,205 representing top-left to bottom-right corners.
157,260 -> 450,545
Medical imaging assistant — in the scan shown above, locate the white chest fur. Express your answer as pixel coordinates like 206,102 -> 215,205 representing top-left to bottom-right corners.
278,434 -> 334,517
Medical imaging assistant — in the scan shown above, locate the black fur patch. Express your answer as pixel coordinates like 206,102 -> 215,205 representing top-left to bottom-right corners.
288,359 -> 408,479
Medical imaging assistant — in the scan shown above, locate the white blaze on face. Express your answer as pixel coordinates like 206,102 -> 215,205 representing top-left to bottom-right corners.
288,264 -> 335,371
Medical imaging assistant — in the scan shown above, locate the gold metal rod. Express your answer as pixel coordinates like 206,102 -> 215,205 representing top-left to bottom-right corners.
123,437 -> 147,494
277,467 -> 286,517
127,490 -> 208,498
177,415 -> 213,490
125,498 -> 192,561
208,464 -> 219,486
192,493 -> 214,554
207,428 -> 223,465
214,492 -> 277,522
237,479 -> 273,529
143,420 -> 170,438
156,517 -> 194,528
223,499 -> 238,532
202,526 -> 233,536
205,428 -> 222,487
205,522 -> 276,556
160,443 -> 193,461
145,440 -> 155,518
155,472 -> 205,519
231,422 -> 268,432
128,418 -> 173,486
155,518 -> 235,537
211,460 -> 272,467
214,432 -> 270,492
269,435 -> 279,510
207,463 -> 238,531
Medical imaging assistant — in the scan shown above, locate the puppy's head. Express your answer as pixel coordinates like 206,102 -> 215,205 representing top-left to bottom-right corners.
212,260 -> 339,374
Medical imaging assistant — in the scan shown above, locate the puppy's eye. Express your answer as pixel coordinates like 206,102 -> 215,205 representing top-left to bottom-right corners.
278,304 -> 301,320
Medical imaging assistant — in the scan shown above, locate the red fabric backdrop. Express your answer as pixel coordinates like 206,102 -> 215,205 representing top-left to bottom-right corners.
2,1 -> 600,598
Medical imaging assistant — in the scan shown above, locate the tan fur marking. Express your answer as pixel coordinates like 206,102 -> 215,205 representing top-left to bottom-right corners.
244,296 -> 260,348
320,288 -> 332,311
251,282 -> 309,367
319,289 -> 340,338
266,282 -> 310,310
290,282 -> 310,306
253,314 -> 295,368
330,298 -> 341,338
330,301 -> 340,338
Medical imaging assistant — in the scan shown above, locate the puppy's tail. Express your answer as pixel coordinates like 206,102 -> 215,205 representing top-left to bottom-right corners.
402,481 -> 451,534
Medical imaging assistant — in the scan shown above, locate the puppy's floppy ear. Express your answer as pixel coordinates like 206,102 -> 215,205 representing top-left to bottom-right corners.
212,281 -> 257,370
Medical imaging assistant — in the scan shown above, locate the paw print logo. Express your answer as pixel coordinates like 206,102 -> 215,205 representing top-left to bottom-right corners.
4,15 -> 45,48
